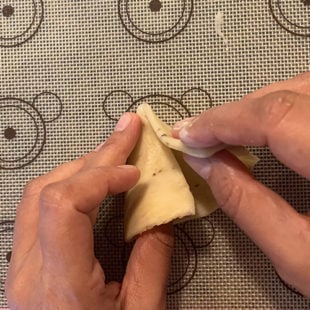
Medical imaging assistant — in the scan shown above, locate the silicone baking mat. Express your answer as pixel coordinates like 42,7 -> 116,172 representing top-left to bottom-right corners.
1,0 -> 310,308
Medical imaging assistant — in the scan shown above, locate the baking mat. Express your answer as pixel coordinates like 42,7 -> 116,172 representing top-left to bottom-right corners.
1,0 -> 310,308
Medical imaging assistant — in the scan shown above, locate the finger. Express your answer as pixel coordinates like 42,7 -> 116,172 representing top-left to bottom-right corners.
120,224 -> 174,309
67,112 -> 141,223
17,112 -> 140,215
84,112 -> 142,168
10,148 -> 104,262
11,159 -> 87,263
19,112 -> 141,204
12,113 -> 141,260
176,91 -> 310,178
244,71 -> 310,99
173,72 -> 310,136
185,151 -> 310,296
38,165 -> 139,272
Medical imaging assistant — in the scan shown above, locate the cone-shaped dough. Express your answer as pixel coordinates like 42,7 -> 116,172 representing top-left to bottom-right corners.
125,104 -> 258,241
174,151 -> 218,219
125,107 -> 196,241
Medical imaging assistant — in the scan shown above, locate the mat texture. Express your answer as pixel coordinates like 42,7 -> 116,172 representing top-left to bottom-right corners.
1,0 -> 310,308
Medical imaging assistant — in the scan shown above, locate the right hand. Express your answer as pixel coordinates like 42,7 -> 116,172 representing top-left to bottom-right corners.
172,72 -> 310,298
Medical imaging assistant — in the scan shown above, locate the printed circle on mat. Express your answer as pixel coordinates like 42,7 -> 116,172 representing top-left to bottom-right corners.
0,98 -> 45,169
118,0 -> 193,43
269,0 -> 310,37
129,94 -> 191,125
168,226 -> 198,295
0,0 -> 44,47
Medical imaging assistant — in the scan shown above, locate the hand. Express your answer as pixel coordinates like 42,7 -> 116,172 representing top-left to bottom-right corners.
6,113 -> 174,310
173,72 -> 310,298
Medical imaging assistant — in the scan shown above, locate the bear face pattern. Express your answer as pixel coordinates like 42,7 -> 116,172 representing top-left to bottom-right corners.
118,0 -> 193,43
269,0 -> 310,37
103,88 -> 213,125
0,92 -> 62,170
0,0 -> 44,47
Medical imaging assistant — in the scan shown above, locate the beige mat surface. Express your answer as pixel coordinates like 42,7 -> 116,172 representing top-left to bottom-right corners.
1,1 -> 310,308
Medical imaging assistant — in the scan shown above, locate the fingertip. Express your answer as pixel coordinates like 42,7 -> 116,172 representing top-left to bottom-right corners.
105,281 -> 121,299
183,154 -> 212,180
130,223 -> 174,270
114,112 -> 142,132
116,165 -> 140,186
117,164 -> 140,176
172,117 -> 196,136
114,113 -> 132,132
127,112 -> 142,141
128,111 -> 142,126
128,112 -> 142,130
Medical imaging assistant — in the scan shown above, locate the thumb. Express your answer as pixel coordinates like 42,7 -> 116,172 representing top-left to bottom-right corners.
184,151 -> 310,297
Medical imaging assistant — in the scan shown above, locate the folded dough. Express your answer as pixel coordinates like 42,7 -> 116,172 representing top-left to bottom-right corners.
124,104 -> 258,241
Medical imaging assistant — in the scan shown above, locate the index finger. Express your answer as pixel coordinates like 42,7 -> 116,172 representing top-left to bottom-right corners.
244,71 -> 310,99
84,112 -> 142,168
11,113 -> 142,263
176,91 -> 310,179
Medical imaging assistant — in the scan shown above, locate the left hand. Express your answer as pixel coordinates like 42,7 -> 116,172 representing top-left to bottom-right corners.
5,112 -> 174,310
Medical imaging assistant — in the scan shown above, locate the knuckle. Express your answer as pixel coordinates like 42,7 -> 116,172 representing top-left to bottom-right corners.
261,90 -> 296,130
103,136 -> 128,157
75,155 -> 87,168
39,182 -> 72,213
300,215 -> 310,238
75,154 -> 92,171
217,177 -> 243,221
23,177 -> 45,198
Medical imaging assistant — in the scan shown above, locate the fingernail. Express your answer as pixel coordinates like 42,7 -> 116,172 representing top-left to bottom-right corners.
115,113 -> 132,132
185,155 -> 212,180
173,117 -> 196,131
117,164 -> 136,170
94,141 -> 105,152
175,117 -> 210,148
179,127 -> 207,147
198,161 -> 212,179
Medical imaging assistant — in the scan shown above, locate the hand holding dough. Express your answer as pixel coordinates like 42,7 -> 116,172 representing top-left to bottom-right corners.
124,104 -> 258,241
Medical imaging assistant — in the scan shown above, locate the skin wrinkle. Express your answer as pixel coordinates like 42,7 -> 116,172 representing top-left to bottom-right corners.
264,93 -> 310,177
120,268 -> 145,310
207,157 -> 245,221
120,228 -> 172,309
260,91 -> 296,136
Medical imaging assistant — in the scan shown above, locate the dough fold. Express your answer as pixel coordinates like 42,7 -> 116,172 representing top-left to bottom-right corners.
124,104 -> 258,241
